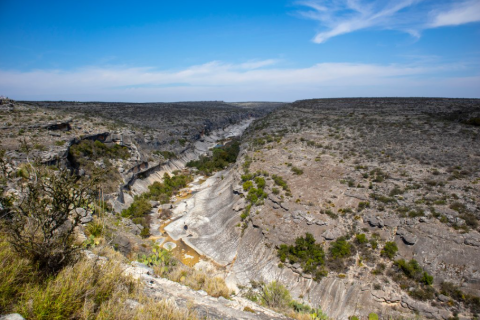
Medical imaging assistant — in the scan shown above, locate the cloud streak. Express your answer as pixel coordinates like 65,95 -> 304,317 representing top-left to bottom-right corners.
296,0 -> 480,43
429,0 -> 480,27
1,59 -> 478,101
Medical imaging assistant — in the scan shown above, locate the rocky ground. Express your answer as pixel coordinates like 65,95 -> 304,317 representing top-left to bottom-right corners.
164,98 -> 480,319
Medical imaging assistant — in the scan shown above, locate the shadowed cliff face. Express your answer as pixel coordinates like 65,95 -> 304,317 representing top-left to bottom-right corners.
162,98 -> 480,320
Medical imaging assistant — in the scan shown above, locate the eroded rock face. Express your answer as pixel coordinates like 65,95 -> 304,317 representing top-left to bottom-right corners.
163,98 -> 479,319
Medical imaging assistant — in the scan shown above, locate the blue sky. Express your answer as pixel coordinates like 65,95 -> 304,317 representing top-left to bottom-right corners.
0,0 -> 479,101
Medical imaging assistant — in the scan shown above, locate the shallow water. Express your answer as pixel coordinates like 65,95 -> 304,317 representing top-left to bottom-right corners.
152,211 -> 203,267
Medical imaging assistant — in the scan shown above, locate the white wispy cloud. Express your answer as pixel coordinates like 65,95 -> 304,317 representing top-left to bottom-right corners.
1,59 -> 478,101
296,0 -> 480,43
429,0 -> 480,27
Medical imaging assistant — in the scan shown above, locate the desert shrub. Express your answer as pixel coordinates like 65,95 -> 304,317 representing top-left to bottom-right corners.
389,187 -> 404,197
241,173 -> 253,181
272,187 -> 280,195
70,139 -> 129,161
243,180 -> 253,191
254,176 -> 266,189
121,196 -> 152,218
381,241 -> 398,260
291,166 -> 304,175
465,117 -> 480,126
441,282 -> 480,314
186,140 -> 240,174
240,204 -> 252,221
246,187 -> 267,204
2,167 -> 97,275
460,212 -> 479,229
323,209 -> 338,219
272,174 -> 289,191
329,237 -> 352,259
140,227 -> 150,238
408,208 -> 425,218
357,201 -> 370,212
86,220 -> 104,237
369,193 -> 396,204
371,263 -> 386,275
278,233 -> 326,279
394,259 -> 434,286
370,168 -> 388,182
449,202 -> 467,213
355,234 -> 368,245
260,281 -> 291,309
54,140 -> 66,146
147,172 -> 192,202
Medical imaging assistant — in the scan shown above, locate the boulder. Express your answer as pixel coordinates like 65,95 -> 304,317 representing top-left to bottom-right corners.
396,228 -> 418,245
322,228 -> 342,241
112,234 -> 131,255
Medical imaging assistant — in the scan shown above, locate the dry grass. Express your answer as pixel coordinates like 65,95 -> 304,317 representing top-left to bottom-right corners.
0,237 -> 198,320
167,265 -> 230,299
0,238 -> 37,311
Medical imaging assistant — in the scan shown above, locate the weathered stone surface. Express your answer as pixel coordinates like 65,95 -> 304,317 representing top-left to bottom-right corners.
397,228 -> 418,245
112,234 -> 132,255
126,262 -> 289,320
322,228 -> 342,240
365,216 -> 384,228
464,232 -> 480,247
0,314 -> 25,320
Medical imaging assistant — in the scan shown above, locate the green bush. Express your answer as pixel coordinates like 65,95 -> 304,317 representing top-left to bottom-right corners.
278,233 -> 326,279
147,173 -> 192,202
241,173 -> 253,181
254,176 -> 266,189
394,258 -> 434,285
421,271 -> 434,285
381,241 -> 398,260
186,140 -> 240,175
272,174 -> 289,191
243,180 -> 253,191
329,237 -> 351,259
368,313 -> 379,320
291,166 -> 304,175
140,227 -> 150,238
355,234 -> 368,245
240,204 -> 252,221
121,197 -> 152,218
